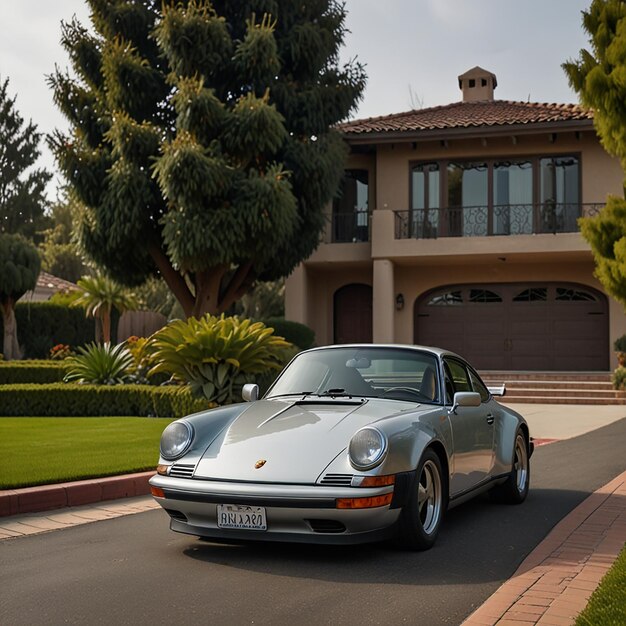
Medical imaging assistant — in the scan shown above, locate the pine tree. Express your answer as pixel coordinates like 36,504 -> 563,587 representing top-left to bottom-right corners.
0,78 -> 51,242
49,0 -> 366,318
563,0 -> 626,308
0,234 -> 41,359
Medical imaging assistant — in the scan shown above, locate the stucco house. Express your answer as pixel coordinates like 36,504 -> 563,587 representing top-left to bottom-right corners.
285,67 -> 626,372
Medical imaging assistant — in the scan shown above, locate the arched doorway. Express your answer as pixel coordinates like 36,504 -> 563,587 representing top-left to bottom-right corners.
334,284 -> 373,344
414,283 -> 608,370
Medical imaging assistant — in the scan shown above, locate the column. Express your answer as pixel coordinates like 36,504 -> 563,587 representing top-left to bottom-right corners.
373,259 -> 395,343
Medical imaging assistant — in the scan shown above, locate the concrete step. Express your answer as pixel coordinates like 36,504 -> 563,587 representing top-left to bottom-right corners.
502,387 -> 624,399
483,380 -> 615,391
481,371 -> 611,383
498,396 -> 626,406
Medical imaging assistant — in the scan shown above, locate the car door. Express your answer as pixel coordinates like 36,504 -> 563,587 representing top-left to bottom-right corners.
444,357 -> 496,497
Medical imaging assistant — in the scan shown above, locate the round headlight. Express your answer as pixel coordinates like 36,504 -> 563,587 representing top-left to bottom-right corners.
160,421 -> 194,460
349,427 -> 387,470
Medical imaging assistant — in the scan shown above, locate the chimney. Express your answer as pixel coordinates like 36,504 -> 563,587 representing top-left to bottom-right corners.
458,66 -> 497,102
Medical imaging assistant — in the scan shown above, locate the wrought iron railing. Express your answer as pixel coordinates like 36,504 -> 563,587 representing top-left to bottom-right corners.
326,211 -> 370,243
393,203 -> 603,240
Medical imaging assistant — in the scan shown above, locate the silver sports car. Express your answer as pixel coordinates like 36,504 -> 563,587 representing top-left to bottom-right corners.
150,345 -> 532,550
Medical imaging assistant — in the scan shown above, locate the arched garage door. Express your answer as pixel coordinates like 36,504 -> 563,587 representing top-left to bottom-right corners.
334,284 -> 372,344
414,283 -> 608,371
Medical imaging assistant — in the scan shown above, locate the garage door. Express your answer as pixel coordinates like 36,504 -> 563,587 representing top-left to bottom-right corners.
414,283 -> 608,371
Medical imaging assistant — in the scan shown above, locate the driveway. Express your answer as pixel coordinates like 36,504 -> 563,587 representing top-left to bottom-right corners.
2,417 -> 625,625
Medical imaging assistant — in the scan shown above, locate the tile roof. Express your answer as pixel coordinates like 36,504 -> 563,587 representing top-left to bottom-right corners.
338,100 -> 593,136
36,271 -> 77,292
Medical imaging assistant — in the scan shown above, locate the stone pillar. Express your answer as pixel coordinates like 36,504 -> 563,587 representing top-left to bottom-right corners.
285,264 -> 308,326
373,259 -> 394,342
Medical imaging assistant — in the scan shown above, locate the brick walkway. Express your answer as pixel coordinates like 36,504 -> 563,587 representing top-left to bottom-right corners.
463,470 -> 626,625
0,496 -> 158,540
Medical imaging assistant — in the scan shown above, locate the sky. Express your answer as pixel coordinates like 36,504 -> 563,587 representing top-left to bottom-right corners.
0,0 -> 592,199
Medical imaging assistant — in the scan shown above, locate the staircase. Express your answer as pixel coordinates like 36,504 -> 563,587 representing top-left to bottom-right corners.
479,372 -> 626,405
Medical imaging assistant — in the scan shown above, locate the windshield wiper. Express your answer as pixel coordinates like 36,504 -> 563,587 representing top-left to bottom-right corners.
268,392 -> 313,399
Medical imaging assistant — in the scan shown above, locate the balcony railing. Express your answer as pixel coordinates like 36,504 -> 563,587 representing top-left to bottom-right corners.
326,211 -> 370,243
394,203 -> 603,239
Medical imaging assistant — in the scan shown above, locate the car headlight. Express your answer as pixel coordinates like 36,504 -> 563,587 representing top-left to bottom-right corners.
349,427 -> 387,470
160,421 -> 194,460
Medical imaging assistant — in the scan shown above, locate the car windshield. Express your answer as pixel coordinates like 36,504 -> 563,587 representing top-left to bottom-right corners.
267,347 -> 441,404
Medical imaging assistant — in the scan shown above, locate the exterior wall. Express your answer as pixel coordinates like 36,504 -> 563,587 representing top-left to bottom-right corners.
284,126 -> 626,369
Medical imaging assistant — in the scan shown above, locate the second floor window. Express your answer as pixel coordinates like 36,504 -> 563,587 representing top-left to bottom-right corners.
333,169 -> 369,242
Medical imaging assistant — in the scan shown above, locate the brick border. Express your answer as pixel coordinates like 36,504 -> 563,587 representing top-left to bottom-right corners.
463,471 -> 626,625
0,471 -> 154,518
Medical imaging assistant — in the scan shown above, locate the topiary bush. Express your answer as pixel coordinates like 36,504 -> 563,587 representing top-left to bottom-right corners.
0,383 -> 211,417
261,318 -> 315,350
0,360 -> 68,384
149,315 -> 290,404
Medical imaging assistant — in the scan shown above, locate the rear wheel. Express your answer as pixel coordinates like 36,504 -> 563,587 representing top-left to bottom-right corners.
490,431 -> 529,504
396,448 -> 446,550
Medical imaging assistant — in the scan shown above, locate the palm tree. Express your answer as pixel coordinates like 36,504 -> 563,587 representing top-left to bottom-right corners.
74,273 -> 140,343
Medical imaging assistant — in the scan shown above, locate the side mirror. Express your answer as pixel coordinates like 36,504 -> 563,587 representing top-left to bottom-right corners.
487,384 -> 506,397
449,391 -> 481,414
242,384 -> 259,402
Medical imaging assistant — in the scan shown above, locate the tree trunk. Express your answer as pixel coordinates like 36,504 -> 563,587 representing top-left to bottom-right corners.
102,307 -> 111,344
1,298 -> 22,360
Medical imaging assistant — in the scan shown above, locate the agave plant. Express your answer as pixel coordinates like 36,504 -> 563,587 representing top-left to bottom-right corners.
63,342 -> 134,385
148,315 -> 291,404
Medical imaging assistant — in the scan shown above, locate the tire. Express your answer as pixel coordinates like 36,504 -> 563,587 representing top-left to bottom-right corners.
395,448 -> 446,551
490,431 -> 530,504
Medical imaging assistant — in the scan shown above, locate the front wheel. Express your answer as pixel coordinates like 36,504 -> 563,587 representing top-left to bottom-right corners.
490,431 -> 530,504
395,448 -> 446,550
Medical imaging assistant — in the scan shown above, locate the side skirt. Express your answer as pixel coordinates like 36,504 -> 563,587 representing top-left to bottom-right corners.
447,473 -> 510,510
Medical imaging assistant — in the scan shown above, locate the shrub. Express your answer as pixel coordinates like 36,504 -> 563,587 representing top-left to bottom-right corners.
261,318 -> 315,350
49,344 -> 74,360
0,383 -> 211,417
64,342 -> 135,385
0,302 -> 118,358
149,315 -> 290,404
612,367 -> 626,391
614,334 -> 626,353
0,360 -> 68,384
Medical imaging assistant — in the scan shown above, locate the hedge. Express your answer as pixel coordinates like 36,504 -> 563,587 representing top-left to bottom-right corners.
0,384 -> 212,418
0,302 -> 119,359
0,360 -> 68,384
261,318 -> 315,350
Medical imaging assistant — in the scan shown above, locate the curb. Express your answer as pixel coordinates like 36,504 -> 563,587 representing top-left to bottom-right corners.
0,471 -> 154,518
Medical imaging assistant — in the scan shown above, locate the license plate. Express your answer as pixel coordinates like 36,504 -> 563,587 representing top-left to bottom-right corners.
217,504 -> 267,531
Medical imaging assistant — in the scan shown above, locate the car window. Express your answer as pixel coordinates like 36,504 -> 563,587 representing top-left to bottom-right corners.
468,368 -> 490,402
444,358 -> 472,394
267,347 -> 441,403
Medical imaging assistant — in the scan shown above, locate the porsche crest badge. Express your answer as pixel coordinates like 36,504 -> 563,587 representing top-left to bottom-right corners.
255,459 -> 267,469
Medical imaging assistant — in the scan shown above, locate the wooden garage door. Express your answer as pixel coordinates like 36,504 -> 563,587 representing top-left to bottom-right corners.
334,284 -> 372,344
414,283 -> 608,371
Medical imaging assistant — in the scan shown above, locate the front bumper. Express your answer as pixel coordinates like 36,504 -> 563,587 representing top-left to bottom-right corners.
149,474 -> 403,545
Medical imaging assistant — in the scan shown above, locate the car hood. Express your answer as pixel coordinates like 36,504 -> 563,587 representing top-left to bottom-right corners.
193,397 -> 417,483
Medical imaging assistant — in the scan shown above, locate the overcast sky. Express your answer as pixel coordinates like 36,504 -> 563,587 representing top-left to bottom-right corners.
0,0 -> 592,199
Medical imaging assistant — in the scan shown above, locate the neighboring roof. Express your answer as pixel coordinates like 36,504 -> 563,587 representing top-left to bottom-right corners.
338,100 -> 593,136
36,271 -> 77,292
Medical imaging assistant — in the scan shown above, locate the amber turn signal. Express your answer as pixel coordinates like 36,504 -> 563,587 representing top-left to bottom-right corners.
156,464 -> 170,476
357,475 -> 396,488
150,486 -> 165,498
336,493 -> 393,509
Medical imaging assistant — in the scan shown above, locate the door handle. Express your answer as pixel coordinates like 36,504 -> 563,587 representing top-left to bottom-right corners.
486,414 -> 494,425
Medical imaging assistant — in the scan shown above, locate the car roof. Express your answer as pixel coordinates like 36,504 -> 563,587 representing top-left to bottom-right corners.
301,344 -> 465,361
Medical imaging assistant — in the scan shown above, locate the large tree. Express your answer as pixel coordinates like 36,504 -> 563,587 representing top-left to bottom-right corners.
0,78 -> 51,242
563,0 -> 626,309
0,234 -> 41,360
49,0 -> 365,318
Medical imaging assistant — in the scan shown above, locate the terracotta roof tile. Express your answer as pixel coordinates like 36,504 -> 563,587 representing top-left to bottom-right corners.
36,271 -> 77,292
338,100 -> 593,135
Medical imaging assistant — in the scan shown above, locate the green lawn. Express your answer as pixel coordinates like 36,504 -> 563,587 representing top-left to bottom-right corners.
575,544 -> 626,626
0,417 -> 174,489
